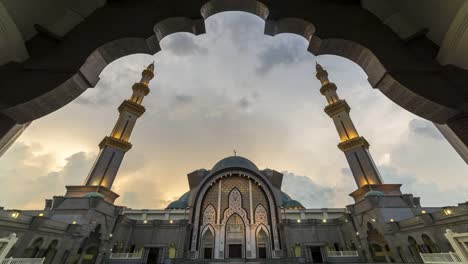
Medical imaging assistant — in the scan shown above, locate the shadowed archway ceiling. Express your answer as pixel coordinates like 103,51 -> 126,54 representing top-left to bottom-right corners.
0,0 -> 467,150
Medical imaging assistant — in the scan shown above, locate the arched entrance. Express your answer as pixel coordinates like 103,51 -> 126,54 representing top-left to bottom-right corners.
225,214 -> 245,259
408,236 -> 422,263
422,234 -> 439,253
366,223 -> 394,262
200,227 -> 214,259
24,238 -> 43,258
42,240 -> 58,264
256,226 -> 270,259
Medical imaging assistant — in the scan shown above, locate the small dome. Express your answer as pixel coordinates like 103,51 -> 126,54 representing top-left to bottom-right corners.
166,192 -> 190,209
364,190 -> 385,197
283,200 -> 305,209
211,156 -> 259,173
84,192 -> 105,199
281,192 -> 305,209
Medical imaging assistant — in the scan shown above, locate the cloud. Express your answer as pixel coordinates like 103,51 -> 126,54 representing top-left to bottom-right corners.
408,119 -> 443,140
238,97 -> 250,109
161,33 -> 207,56
380,165 -> 466,206
1,11 -> 466,212
281,171 -> 340,208
256,37 -> 308,75
0,143 -> 94,209
75,56 -> 151,106
174,94 -> 194,105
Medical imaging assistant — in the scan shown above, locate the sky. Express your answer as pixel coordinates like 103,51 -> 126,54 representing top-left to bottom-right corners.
0,12 -> 466,210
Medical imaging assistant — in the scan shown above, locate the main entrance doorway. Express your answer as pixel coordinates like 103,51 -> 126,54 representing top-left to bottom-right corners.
146,247 -> 159,264
225,214 -> 245,258
228,244 -> 242,258
309,246 -> 323,263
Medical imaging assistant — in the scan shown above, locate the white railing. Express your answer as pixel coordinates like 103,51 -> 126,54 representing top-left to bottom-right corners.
420,252 -> 462,263
109,252 -> 143,259
0,234 -> 18,262
327,250 -> 359,257
1,258 -> 45,264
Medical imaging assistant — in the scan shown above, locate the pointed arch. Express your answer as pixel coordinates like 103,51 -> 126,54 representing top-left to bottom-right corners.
255,204 -> 268,224
42,239 -> 59,264
256,224 -> 271,259
24,237 -> 44,258
203,204 -> 216,225
225,213 -> 246,259
421,234 -> 439,253
221,188 -> 249,225
199,225 -> 215,259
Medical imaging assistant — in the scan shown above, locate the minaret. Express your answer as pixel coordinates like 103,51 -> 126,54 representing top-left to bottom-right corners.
315,62 -> 401,201
65,62 -> 155,203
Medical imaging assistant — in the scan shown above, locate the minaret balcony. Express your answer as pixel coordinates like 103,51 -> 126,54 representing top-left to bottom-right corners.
337,136 -> 370,151
132,82 -> 150,96
99,136 -> 132,152
319,82 -> 337,95
324,99 -> 351,117
118,100 -> 146,117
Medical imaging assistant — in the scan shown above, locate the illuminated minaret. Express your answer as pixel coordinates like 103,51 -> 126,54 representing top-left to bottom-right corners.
315,62 -> 401,201
65,62 -> 155,203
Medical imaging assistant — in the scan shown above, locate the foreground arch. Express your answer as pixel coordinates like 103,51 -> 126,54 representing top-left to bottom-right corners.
0,0 -> 467,161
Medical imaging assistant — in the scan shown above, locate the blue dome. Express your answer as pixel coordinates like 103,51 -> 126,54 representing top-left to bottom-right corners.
166,192 -> 190,209
281,192 -> 305,209
364,190 -> 385,197
211,156 -> 259,173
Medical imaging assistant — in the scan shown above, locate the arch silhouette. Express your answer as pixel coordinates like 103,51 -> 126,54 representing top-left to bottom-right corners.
225,213 -> 246,259
199,225 -> 215,259
190,170 -> 281,255
1,0 -> 464,131
24,237 -> 44,258
255,224 -> 271,258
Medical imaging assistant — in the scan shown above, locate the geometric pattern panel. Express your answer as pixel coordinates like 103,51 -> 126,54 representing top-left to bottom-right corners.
255,204 -> 268,224
221,188 -> 249,225
203,205 -> 216,225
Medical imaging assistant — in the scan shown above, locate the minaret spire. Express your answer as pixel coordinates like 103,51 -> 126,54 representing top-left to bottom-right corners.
314,62 -> 401,201
65,62 -> 155,203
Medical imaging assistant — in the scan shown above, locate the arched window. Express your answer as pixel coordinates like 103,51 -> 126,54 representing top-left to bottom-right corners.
255,204 -> 268,224
24,238 -> 44,258
397,246 -> 406,263
422,234 -> 439,253
408,236 -> 422,263
42,240 -> 58,264
203,205 -> 216,225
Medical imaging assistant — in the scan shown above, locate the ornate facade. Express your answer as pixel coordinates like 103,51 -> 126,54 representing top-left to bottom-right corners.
0,63 -> 467,264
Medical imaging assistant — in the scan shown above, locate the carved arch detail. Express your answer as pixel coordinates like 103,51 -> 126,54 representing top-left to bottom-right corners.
221,188 -> 249,225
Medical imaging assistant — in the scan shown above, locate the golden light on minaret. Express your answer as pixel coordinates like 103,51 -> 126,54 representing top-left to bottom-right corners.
65,62 -> 156,204
314,61 -> 384,191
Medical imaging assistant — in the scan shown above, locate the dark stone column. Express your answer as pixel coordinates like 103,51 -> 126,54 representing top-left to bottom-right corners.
448,114 -> 468,150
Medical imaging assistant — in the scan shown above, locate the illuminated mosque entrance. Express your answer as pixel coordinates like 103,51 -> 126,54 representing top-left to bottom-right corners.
225,214 -> 244,258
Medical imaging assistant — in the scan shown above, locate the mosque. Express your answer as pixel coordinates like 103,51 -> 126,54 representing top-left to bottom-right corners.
0,63 -> 467,264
